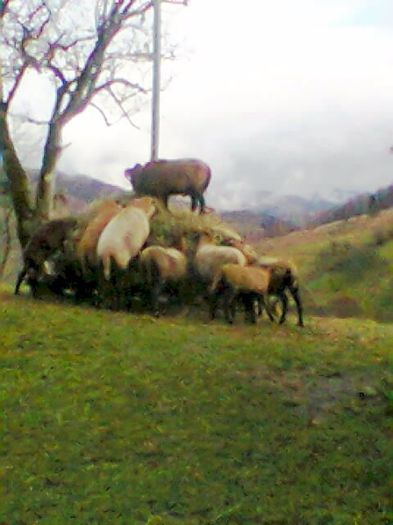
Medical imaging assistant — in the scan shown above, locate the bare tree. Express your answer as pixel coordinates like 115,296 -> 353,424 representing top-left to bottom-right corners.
0,205 -> 13,278
0,0 -> 186,248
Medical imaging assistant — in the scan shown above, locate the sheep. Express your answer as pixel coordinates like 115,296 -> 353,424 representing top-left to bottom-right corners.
209,264 -> 274,324
210,262 -> 304,326
139,245 -> 188,316
77,199 -> 123,271
124,158 -> 211,214
256,257 -> 304,327
96,196 -> 156,281
225,238 -> 258,264
14,217 -> 78,296
193,231 -> 248,283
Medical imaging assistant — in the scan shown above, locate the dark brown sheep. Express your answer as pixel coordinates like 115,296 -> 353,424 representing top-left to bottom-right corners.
14,217 -> 78,296
124,158 -> 211,214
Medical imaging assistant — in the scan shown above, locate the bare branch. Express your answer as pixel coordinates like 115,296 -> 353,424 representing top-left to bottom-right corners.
107,86 -> 141,129
94,78 -> 147,96
6,63 -> 28,106
90,101 -> 113,126
9,112 -> 48,126
0,0 -> 11,18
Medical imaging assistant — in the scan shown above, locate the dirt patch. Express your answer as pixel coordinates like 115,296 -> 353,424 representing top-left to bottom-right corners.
328,295 -> 363,318
234,366 -> 382,425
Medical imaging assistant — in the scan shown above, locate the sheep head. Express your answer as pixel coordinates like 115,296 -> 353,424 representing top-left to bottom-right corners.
130,196 -> 157,219
124,163 -> 143,190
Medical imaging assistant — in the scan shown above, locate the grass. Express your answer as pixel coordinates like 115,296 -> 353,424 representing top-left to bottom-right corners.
1,286 -> 392,524
256,209 -> 393,323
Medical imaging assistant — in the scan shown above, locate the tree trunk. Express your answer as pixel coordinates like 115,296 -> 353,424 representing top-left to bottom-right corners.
0,102 -> 34,248
0,206 -> 12,278
35,121 -> 62,221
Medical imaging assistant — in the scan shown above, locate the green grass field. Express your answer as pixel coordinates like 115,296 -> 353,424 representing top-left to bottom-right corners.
1,287 -> 392,524
257,209 -> 393,323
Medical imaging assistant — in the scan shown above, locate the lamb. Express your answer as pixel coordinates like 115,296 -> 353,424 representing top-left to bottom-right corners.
139,245 -> 188,316
210,262 -> 304,326
124,158 -> 211,214
96,196 -> 156,280
14,217 -> 78,296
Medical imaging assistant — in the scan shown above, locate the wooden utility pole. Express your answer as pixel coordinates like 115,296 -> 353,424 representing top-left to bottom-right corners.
151,0 -> 161,161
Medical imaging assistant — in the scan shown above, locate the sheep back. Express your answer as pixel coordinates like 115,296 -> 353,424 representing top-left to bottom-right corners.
220,264 -> 271,295
195,245 -> 247,281
256,257 -> 299,292
140,246 -> 188,282
23,217 -> 78,266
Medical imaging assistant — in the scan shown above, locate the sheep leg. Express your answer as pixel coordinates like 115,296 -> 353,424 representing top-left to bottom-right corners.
223,288 -> 237,324
151,280 -> 163,317
198,194 -> 206,214
190,194 -> 198,212
278,292 -> 288,324
162,194 -> 169,209
242,294 -> 257,324
257,296 -> 264,316
289,285 -> 304,327
14,266 -> 27,295
260,295 -> 275,322
209,289 -> 220,320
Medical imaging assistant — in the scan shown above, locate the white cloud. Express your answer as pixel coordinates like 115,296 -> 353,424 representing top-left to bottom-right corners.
35,0 -> 393,208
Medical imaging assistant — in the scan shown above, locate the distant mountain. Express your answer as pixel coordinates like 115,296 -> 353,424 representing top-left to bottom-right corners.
220,193 -> 336,239
254,194 -> 334,226
310,183 -> 393,226
29,169 -> 127,203
221,209 -> 298,240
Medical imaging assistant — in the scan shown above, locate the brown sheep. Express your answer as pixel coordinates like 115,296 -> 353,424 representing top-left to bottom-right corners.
14,217 -> 78,296
77,199 -> 123,271
210,262 -> 304,326
124,158 -> 211,214
225,238 -> 258,264
256,257 -> 304,327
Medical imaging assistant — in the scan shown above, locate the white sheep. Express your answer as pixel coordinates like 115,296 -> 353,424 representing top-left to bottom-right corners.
193,231 -> 247,283
96,197 -> 156,280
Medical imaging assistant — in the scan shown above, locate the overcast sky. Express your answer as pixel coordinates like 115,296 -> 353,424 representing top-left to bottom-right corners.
37,1 -> 393,209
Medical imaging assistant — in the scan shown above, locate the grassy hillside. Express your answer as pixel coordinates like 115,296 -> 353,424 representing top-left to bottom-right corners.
1,286 -> 392,524
257,208 -> 393,323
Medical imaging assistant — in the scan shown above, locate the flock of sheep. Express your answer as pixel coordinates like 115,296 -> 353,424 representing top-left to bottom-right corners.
14,159 -> 304,327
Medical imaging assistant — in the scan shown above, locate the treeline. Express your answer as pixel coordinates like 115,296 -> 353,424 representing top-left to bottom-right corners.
311,184 -> 393,226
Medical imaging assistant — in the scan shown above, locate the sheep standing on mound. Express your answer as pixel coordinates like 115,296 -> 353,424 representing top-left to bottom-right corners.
14,217 -> 78,297
140,245 -> 188,317
124,158 -> 211,214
